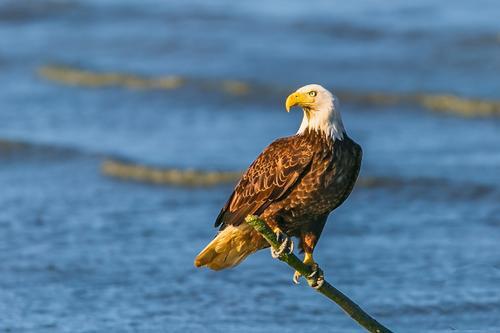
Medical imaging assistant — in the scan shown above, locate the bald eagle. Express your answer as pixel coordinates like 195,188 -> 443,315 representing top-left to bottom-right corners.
195,84 -> 362,284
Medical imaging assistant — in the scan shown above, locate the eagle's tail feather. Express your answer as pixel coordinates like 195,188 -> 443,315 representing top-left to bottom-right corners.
194,224 -> 264,270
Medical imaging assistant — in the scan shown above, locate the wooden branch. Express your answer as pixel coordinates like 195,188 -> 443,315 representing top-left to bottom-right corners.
245,215 -> 394,333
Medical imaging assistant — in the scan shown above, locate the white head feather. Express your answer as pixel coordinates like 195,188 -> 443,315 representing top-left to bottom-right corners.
295,84 -> 345,141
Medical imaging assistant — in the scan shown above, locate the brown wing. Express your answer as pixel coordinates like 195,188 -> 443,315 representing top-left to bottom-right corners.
215,136 -> 313,229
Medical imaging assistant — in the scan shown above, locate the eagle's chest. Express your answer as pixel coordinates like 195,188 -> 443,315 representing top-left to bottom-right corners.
279,139 -> 359,223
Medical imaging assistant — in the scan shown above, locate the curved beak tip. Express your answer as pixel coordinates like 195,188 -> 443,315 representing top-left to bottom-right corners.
285,93 -> 296,113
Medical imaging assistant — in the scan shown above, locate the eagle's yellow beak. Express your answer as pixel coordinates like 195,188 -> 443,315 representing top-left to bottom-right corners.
285,92 -> 315,112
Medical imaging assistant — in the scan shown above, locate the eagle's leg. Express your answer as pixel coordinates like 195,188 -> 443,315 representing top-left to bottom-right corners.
293,245 -> 324,289
293,216 -> 327,288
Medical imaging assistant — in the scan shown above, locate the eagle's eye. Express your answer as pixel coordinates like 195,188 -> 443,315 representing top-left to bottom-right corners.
308,91 -> 317,97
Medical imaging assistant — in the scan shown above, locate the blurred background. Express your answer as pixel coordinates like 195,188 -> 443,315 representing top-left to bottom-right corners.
0,0 -> 499,332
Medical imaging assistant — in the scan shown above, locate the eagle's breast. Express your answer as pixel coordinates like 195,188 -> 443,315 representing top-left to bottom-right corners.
263,130 -> 362,234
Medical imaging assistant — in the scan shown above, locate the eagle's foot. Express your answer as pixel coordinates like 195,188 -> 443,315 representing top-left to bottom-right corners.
306,263 -> 324,289
270,230 -> 293,259
293,263 -> 324,289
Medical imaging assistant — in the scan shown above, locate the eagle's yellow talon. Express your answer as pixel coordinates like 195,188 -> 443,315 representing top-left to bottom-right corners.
293,271 -> 302,284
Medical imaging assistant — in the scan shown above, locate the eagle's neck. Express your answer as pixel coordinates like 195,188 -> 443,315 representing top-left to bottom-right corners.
296,96 -> 345,141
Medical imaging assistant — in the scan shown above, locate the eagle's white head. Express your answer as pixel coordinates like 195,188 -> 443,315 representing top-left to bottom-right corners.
285,84 -> 345,140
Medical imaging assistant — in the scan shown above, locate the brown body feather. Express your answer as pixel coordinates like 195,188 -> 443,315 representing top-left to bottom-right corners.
195,129 -> 362,270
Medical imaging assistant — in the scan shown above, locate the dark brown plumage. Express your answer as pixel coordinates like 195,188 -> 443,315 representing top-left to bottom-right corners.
217,130 -> 361,235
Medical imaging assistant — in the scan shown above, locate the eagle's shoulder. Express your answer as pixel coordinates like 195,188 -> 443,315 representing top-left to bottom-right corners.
215,135 -> 314,229
343,135 -> 363,161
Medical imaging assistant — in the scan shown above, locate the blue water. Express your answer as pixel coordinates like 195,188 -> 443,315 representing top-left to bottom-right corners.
0,1 -> 499,332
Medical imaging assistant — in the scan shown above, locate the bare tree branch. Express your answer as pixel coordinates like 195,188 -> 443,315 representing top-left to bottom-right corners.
245,215 -> 394,333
